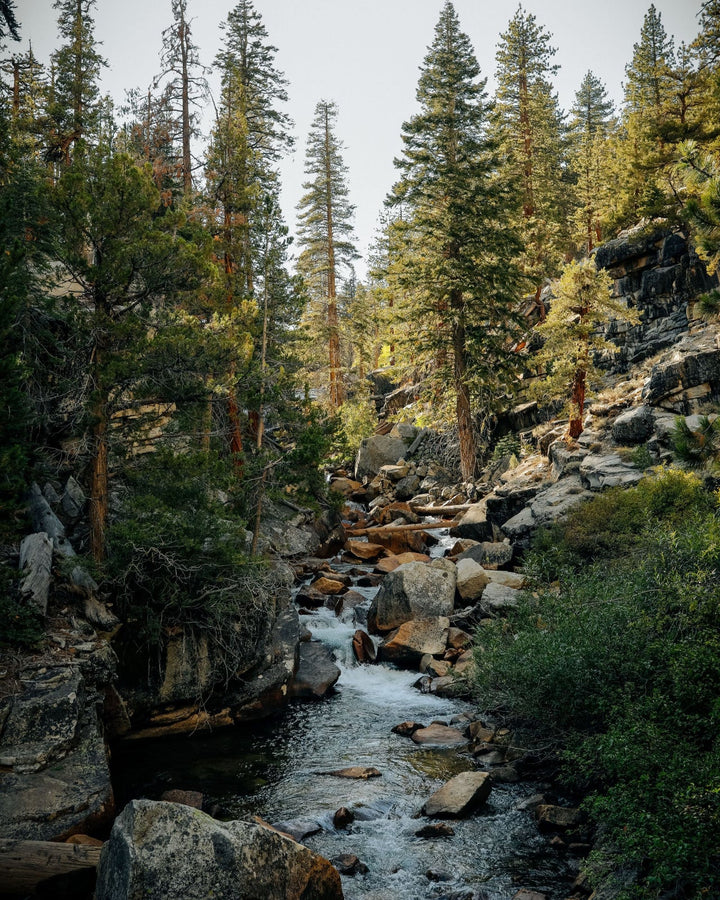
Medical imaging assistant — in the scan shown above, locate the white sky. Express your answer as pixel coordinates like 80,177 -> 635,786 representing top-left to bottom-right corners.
15,0 -> 703,276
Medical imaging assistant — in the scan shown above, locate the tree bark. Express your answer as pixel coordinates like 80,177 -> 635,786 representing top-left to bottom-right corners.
569,367 -> 586,439
0,840 -> 101,895
451,288 -> 476,481
89,327 -> 108,562
324,104 -> 344,409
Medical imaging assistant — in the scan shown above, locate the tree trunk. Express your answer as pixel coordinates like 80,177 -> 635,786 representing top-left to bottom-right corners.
89,341 -> 108,562
450,288 -> 476,481
0,839 -> 102,895
179,13 -> 192,195
324,105 -> 344,409
569,367 -> 586,439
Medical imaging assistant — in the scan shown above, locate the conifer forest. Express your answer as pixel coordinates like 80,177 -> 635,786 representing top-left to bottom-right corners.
2,1 -> 720,899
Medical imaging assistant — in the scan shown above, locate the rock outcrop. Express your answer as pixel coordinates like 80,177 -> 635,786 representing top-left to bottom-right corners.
95,800 -> 344,900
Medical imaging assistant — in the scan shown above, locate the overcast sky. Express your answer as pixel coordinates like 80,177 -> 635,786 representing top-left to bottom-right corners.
16,0 -> 703,276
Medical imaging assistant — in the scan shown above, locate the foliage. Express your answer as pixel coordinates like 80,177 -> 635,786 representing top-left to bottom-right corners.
491,433 -> 521,461
335,389 -> 377,459
473,468 -> 720,897
672,413 -> 720,466
0,564 -> 44,648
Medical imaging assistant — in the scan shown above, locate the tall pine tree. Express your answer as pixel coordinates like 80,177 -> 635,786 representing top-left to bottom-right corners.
296,99 -> 357,410
389,1 -> 523,479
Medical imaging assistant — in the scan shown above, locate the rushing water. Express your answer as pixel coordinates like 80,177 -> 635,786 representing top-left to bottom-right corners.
114,537 -> 576,899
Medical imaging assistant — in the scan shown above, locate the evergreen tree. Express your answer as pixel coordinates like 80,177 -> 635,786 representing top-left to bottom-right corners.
568,71 -> 615,252
156,0 -> 207,196
47,0 -> 106,164
389,1 -> 523,479
296,99 -> 357,410
51,144 -> 204,559
0,0 -> 20,43
533,259 -> 639,438
493,5 -> 569,302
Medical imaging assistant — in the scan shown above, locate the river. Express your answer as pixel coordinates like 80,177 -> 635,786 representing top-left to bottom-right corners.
114,535 -> 577,899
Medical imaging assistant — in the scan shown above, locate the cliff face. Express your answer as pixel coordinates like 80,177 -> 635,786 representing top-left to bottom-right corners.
595,223 -> 718,371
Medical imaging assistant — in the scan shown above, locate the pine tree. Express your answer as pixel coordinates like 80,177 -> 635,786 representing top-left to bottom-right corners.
47,0 -> 106,164
389,1 -> 523,479
0,0 -> 20,43
569,71 -> 615,252
156,0 -> 207,196
296,99 -> 357,410
493,5 -> 569,302
533,259 -> 640,438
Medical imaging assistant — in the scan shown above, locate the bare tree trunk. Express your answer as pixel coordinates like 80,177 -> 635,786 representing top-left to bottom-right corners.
324,105 -> 344,409
179,12 -> 192,195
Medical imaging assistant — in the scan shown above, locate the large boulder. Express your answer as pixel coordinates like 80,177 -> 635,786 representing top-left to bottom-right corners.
378,617 -> 450,666
502,476 -> 593,547
368,561 -> 456,633
579,453 -> 644,491
455,558 -> 489,602
355,434 -> 408,480
289,642 -> 341,699
611,405 -> 654,444
450,501 -> 492,542
422,771 -> 492,818
95,800 -> 344,900
19,532 -> 53,616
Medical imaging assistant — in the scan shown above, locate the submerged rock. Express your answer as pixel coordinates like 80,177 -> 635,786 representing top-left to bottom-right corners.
95,800 -> 343,900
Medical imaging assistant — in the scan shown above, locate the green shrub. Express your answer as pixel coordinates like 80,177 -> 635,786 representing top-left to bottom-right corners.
473,468 -> 720,897
673,414 -> 720,468
0,565 -> 43,648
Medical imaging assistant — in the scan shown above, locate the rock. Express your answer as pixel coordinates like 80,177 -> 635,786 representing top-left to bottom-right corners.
430,675 -> 472,699
395,474 -> 421,500
374,501 -> 420,525
391,721 -> 424,737
512,891 -> 547,900
0,668 -> 114,841
327,767 -> 382,779
450,502 -> 492,542
61,476 -> 86,518
329,477 -> 363,497
28,483 -> 75,556
410,723 -> 467,747
414,823 -> 455,839
422,771 -> 492,818
19,532 -> 53,615
468,722 -> 495,743
289,643 -> 340,699
611,405 -> 654,444
331,853 -> 369,876
502,475 -> 593,547
95,800 -> 343,900
453,650 -> 475,675
83,596 -> 121,631
485,570 -> 526,589
579,453 -> 644,490
378,617 -> 450,667
271,818 -> 323,841
352,630 -> 376,664
159,789 -> 203,809
379,463 -> 410,481
312,577 -> 346,596
355,434 -> 409,480
375,552 -> 430,574
368,562 -> 456,632
446,627 -> 472,650
332,807 -> 354,829
371,529 -> 427,555
345,540 -> 385,561
536,804 -> 586,833
295,585 -> 328,608
480,583 -> 520,615
489,765 -> 520,783
455,558 -> 489,602
456,541 -> 513,569
642,330 -> 720,409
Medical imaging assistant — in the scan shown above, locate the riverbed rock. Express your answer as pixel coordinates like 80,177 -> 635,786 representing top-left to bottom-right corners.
331,853 -> 369,876
415,823 -> 455,839
480,583 -> 520,615
449,501 -> 492,542
355,434 -> 409,480
455,557 -> 489,601
289,642 -> 340,699
271,818 -> 323,841
421,771 -> 492,818
371,528 -> 427,555
378,617 -> 450,667
333,807 -> 355,829
345,540 -> 385,561
536,804 -> 586,833
410,723 -> 467,747
312,576 -> 347,596
328,767 -> 382,779
368,562 -> 455,632
456,541 -> 514,569
352,629 -> 376,664
95,800 -> 343,900
391,721 -> 424,737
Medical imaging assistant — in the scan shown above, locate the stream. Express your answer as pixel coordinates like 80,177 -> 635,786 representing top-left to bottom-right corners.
114,531 -> 576,900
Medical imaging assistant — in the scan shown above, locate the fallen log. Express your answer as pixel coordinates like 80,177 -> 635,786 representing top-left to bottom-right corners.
408,503 -> 474,516
347,520 -> 455,537
0,839 -> 102,894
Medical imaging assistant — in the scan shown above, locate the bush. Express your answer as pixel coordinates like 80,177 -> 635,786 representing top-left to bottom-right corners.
0,564 -> 43,648
473,468 -> 720,897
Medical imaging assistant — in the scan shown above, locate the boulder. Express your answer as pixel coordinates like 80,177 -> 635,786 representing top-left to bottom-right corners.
410,723 -> 467,747
352,630 -> 376,664
450,501 -> 492,542
331,853 -> 368,876
455,558 -> 489,602
374,501 -> 419,525
329,477 -> 363,497
374,552 -> 430,574
456,541 -> 513,569
271,818 -> 323,841
502,476 -> 593,547
28,483 -> 75,556
371,529 -> 426,555
611,405 -> 655,444
345,540 -> 385,561
289,643 -> 340,699
378,617 -> 450,667
327,767 -> 381,779
394,474 -> 421,500
536,804 -> 586,833
579,453 -> 644,491
447,627 -> 472,650
19,532 -> 53,616
391,721 -> 424,737
95,800 -> 343,900
355,434 -> 409,480
480,583 -> 520,616
368,562 -> 455,632
61,476 -> 86,518
485,570 -> 526,589
312,577 -> 346,596
421,771 -> 492,818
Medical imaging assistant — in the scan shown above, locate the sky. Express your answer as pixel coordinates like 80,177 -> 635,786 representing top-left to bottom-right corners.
15,0 -> 704,276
